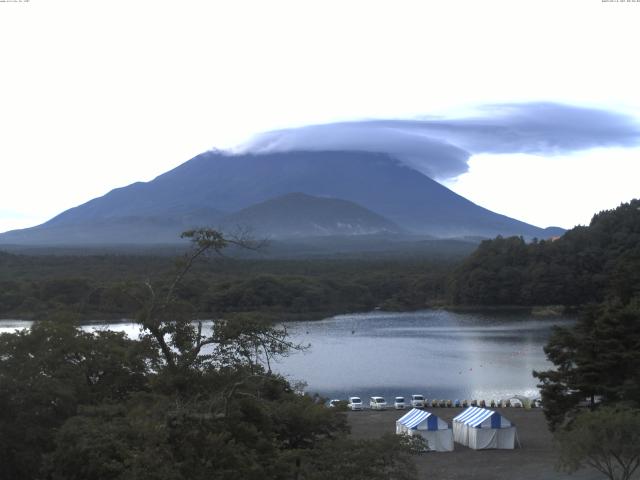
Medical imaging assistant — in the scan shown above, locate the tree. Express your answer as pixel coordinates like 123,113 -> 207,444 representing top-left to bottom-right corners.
44,400 -> 180,480
450,199 -> 640,307
534,299 -> 640,430
127,228 -> 295,377
2,229 -> 422,479
0,320 -> 153,480
556,407 -> 640,480
295,434 -> 424,480
44,378 -> 353,480
41,228 -> 359,479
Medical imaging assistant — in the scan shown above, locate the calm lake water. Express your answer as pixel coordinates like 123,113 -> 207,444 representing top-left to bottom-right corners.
0,310 -> 570,402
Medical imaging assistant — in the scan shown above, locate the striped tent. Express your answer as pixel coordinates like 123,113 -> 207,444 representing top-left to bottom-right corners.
395,408 -> 453,452
453,407 -> 517,450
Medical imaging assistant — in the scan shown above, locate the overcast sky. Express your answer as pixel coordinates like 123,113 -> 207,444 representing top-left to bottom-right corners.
1,0 -> 639,233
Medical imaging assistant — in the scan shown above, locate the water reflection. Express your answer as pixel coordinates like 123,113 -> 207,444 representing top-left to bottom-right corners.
0,320 -> 33,334
275,310 -> 570,402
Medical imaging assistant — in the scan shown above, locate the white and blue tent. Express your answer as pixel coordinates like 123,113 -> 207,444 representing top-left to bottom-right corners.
395,408 -> 454,452
453,407 -> 517,450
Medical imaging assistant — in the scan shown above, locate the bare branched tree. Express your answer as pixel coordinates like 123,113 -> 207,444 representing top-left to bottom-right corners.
132,228 -> 299,376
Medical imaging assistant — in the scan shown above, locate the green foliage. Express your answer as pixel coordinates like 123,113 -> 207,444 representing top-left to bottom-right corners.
0,229 -> 418,479
451,199 -> 640,306
556,407 -> 640,480
534,298 -> 640,430
44,386 -> 349,480
0,320 -> 154,480
501,201 -> 640,434
45,400 -> 179,480
296,434 -> 421,480
0,252 -> 454,319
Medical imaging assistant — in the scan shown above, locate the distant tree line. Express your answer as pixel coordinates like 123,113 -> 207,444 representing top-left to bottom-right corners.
0,254 -> 451,320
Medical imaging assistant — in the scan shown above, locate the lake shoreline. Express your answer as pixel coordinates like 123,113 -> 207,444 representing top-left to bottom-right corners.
1,310 -> 566,401
0,304 -> 576,324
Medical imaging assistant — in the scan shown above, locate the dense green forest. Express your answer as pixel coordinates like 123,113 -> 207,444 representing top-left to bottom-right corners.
450,199 -> 640,307
0,252 -> 453,320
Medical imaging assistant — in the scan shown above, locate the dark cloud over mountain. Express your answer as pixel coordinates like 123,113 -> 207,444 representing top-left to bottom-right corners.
240,103 -> 640,180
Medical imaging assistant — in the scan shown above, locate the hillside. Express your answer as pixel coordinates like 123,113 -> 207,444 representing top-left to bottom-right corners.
450,199 -> 640,306
219,192 -> 401,237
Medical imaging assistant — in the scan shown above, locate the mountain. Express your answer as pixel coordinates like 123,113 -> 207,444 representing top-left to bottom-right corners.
0,150 -> 564,245
219,192 -> 401,238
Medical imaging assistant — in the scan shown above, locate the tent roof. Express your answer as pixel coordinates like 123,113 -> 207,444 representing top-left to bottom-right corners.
397,408 -> 433,429
453,407 -> 509,428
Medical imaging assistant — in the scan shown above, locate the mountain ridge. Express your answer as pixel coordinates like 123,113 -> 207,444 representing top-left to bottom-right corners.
0,150 -> 564,245
219,192 -> 402,238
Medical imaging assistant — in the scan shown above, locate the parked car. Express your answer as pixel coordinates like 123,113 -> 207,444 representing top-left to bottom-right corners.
394,397 -> 406,409
500,398 -> 522,408
348,396 -> 363,411
370,396 -> 387,410
328,399 -> 341,408
410,394 -> 425,408
508,398 -> 523,408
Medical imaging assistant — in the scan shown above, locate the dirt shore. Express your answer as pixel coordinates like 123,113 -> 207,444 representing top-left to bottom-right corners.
347,408 -> 602,480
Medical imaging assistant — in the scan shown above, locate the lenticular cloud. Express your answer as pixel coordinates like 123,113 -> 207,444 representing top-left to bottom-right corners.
236,103 -> 640,180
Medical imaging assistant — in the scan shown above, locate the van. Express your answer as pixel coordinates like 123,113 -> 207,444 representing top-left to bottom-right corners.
369,396 -> 387,410
348,396 -> 363,411
394,397 -> 406,409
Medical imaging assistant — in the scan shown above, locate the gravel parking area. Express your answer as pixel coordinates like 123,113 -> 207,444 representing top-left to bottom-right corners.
347,408 -> 602,480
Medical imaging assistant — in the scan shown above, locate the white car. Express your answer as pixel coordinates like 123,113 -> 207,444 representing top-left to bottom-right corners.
394,396 -> 406,409
411,394 -> 425,408
328,399 -> 341,408
348,396 -> 363,411
370,396 -> 387,410
509,398 -> 523,408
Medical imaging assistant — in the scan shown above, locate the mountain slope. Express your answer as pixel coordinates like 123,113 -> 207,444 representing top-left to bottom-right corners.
219,192 -> 401,238
0,150 -> 563,245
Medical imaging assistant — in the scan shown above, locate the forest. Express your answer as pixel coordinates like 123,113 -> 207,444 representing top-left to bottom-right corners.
0,251 -> 453,320
450,199 -> 640,307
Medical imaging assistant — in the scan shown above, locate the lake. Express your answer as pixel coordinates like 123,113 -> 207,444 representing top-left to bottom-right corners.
0,309 -> 570,402
279,310 -> 570,402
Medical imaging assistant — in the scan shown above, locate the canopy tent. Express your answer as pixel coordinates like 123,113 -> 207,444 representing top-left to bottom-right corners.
395,408 -> 454,452
453,407 -> 517,450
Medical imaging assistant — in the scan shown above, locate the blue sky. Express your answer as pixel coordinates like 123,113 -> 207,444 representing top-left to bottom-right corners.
1,0 -> 639,233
